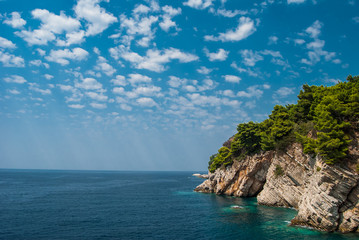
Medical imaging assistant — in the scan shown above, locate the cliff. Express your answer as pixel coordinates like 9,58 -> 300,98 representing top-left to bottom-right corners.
195,141 -> 359,233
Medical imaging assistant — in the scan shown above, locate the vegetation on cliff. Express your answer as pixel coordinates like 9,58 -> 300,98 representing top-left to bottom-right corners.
209,75 -> 359,172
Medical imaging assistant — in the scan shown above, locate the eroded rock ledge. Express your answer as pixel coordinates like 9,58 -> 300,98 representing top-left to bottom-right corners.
194,143 -> 359,233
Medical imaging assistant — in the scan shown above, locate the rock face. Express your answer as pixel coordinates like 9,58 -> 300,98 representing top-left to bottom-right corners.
195,142 -> 359,233
195,151 -> 273,197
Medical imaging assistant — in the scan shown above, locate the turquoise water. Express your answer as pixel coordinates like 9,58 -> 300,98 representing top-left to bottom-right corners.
0,169 -> 357,239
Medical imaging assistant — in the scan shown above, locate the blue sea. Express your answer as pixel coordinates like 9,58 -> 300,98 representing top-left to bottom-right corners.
0,170 -> 358,240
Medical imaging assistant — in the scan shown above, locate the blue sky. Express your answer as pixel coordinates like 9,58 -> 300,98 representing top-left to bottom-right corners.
0,0 -> 358,171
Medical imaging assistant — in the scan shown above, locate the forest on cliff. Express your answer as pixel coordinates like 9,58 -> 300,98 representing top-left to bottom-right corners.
209,75 -> 359,173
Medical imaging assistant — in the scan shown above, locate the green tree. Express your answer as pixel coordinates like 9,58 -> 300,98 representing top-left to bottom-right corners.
231,121 -> 262,157
208,147 -> 232,173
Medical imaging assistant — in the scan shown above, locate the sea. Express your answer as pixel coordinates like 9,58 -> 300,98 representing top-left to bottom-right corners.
0,169 -> 358,240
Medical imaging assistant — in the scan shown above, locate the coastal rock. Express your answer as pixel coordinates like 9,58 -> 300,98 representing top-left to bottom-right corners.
290,158 -> 359,232
257,143 -> 312,208
192,173 -> 209,179
195,151 -> 273,197
195,142 -> 359,233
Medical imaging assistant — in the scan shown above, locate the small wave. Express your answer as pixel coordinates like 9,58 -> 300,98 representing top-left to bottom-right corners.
230,205 -> 243,209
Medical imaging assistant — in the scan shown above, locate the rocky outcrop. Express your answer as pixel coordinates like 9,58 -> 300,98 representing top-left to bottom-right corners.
195,151 -> 273,197
192,173 -> 209,179
195,142 -> 359,233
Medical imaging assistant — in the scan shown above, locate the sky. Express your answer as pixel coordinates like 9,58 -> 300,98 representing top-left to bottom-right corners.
0,0 -> 358,171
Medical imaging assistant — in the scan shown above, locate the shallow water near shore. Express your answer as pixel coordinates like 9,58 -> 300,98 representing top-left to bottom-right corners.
0,169 -> 357,240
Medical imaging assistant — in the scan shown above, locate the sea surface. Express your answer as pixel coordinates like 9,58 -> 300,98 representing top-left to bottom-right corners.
0,169 -> 358,240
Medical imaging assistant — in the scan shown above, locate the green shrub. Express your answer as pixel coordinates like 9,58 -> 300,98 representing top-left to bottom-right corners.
274,165 -> 284,177
316,166 -> 321,172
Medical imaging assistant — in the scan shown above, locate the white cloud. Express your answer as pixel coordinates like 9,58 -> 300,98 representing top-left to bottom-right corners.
28,83 -> 52,95
197,79 -> 217,91
8,89 -> 21,95
133,4 -> 151,14
268,35 -> 278,45
56,30 -> 86,46
68,104 -> 85,109
240,49 -> 263,66
36,48 -> 46,56
221,89 -> 235,97
3,12 -> 26,28
201,124 -> 215,130
204,48 -> 229,61
45,47 -> 89,65
287,0 -> 306,3
323,76 -> 341,84
110,75 -> 127,86
119,13 -> 158,47
305,20 -> 322,38
15,29 -> 55,45
162,5 -> 182,16
204,17 -> 256,42
148,0 -> 160,12
300,21 -> 338,66
90,102 -> 107,109
15,9 -> 82,46
0,37 -> 16,49
33,9 -> 81,34
110,45 -> 198,72
44,74 -> 54,80
188,93 -> 221,106
85,92 -> 108,101
168,76 -> 186,88
213,8 -> 246,18
239,49 -> 287,70
57,84 -> 75,92
159,5 -> 181,32
65,91 -> 84,102
261,49 -> 283,58
231,61 -> 247,73
0,50 -> 25,67
186,93 -> 239,108
113,87 -> 125,95
133,85 -> 161,96
30,60 -> 44,67
120,103 -> 132,111
197,66 -> 213,74
136,97 -> 157,107
223,75 -> 241,83
168,76 -> 216,92
93,47 -> 101,55
95,56 -> 116,76
159,16 -> 176,32
128,73 -> 152,85
76,77 -> 103,90
274,87 -> 295,98
183,85 -> 197,92
74,0 -> 118,36
294,39 -> 305,45
353,16 -> 359,23
3,75 -> 26,84
113,84 -> 161,99
237,85 -> 269,98
183,0 -> 214,10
